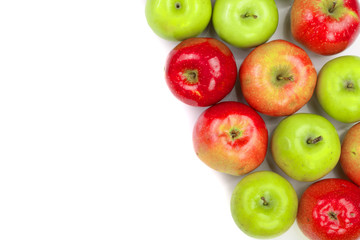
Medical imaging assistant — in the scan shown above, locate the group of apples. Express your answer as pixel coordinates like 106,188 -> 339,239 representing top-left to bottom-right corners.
146,0 -> 360,239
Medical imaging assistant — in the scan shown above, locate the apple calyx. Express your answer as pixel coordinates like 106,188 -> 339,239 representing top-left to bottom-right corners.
183,70 -> 199,84
229,128 -> 242,141
346,81 -> 355,90
328,211 -> 338,220
261,196 -> 269,206
175,2 -> 181,9
307,136 -> 323,144
241,12 -> 258,19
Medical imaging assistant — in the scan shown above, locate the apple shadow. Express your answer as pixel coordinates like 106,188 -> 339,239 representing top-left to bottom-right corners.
275,0 -> 294,8
332,162 -> 351,181
282,4 -> 293,41
215,172 -> 244,200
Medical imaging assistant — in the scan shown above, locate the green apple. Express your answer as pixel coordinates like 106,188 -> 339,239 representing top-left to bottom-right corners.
145,0 -> 212,41
271,113 -> 341,182
231,171 -> 298,239
212,0 -> 278,48
316,55 -> 360,123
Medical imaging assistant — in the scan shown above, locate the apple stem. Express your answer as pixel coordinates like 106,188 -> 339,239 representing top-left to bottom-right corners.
277,76 -> 293,81
329,1 -> 337,13
307,136 -> 323,144
241,13 -> 258,19
175,2 -> 181,9
261,197 -> 269,206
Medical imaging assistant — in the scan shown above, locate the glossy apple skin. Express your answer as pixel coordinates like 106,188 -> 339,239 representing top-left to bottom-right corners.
291,0 -> 360,55
340,122 -> 360,186
145,0 -> 212,41
271,113 -> 341,181
165,38 -> 237,107
231,171 -> 298,238
316,55 -> 360,123
297,178 -> 360,240
213,0 -> 278,48
193,101 -> 268,176
239,40 -> 317,116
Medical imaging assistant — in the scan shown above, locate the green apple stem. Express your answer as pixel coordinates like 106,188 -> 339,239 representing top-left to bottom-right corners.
175,2 -> 181,9
241,13 -> 258,19
328,1 -> 337,13
261,196 -> 269,206
307,136 -> 323,144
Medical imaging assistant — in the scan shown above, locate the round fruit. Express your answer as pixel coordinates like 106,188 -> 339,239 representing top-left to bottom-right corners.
231,171 -> 298,238
298,178 -> 360,240
291,0 -> 360,55
271,113 -> 341,181
165,38 -> 237,107
212,0 -> 278,48
145,0 -> 212,41
239,40 -> 317,116
340,122 -> 360,186
316,55 -> 360,123
193,101 -> 268,176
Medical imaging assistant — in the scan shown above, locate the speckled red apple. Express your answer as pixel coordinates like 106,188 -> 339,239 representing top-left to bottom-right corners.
298,178 -> 360,240
165,38 -> 237,107
291,0 -> 360,55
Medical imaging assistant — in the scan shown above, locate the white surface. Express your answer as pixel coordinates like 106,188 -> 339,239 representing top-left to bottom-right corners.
0,0 -> 359,239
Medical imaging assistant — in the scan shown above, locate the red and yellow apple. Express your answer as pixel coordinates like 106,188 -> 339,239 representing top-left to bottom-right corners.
239,39 -> 317,117
165,38 -> 237,107
340,122 -> 360,186
291,0 -> 360,55
193,101 -> 268,176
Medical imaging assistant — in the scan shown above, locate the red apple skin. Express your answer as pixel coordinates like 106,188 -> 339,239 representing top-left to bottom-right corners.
165,38 -> 237,107
193,101 -> 268,176
297,178 -> 360,240
239,39 -> 317,117
340,122 -> 360,186
291,0 -> 360,55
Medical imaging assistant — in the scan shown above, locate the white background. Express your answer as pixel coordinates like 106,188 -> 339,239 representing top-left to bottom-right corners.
0,0 -> 359,239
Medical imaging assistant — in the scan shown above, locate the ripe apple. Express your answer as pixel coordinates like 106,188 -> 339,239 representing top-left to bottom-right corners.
193,101 -> 268,176
165,38 -> 237,107
340,122 -> 360,186
291,0 -> 360,55
239,39 -> 317,116
145,0 -> 212,41
297,178 -> 360,240
231,171 -> 298,238
212,0 -> 278,48
271,113 -> 341,182
316,55 -> 360,123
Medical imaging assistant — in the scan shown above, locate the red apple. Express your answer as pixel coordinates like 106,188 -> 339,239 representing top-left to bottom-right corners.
291,0 -> 360,55
239,39 -> 317,117
165,38 -> 237,107
193,101 -> 268,176
297,178 -> 360,240
340,122 -> 360,186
